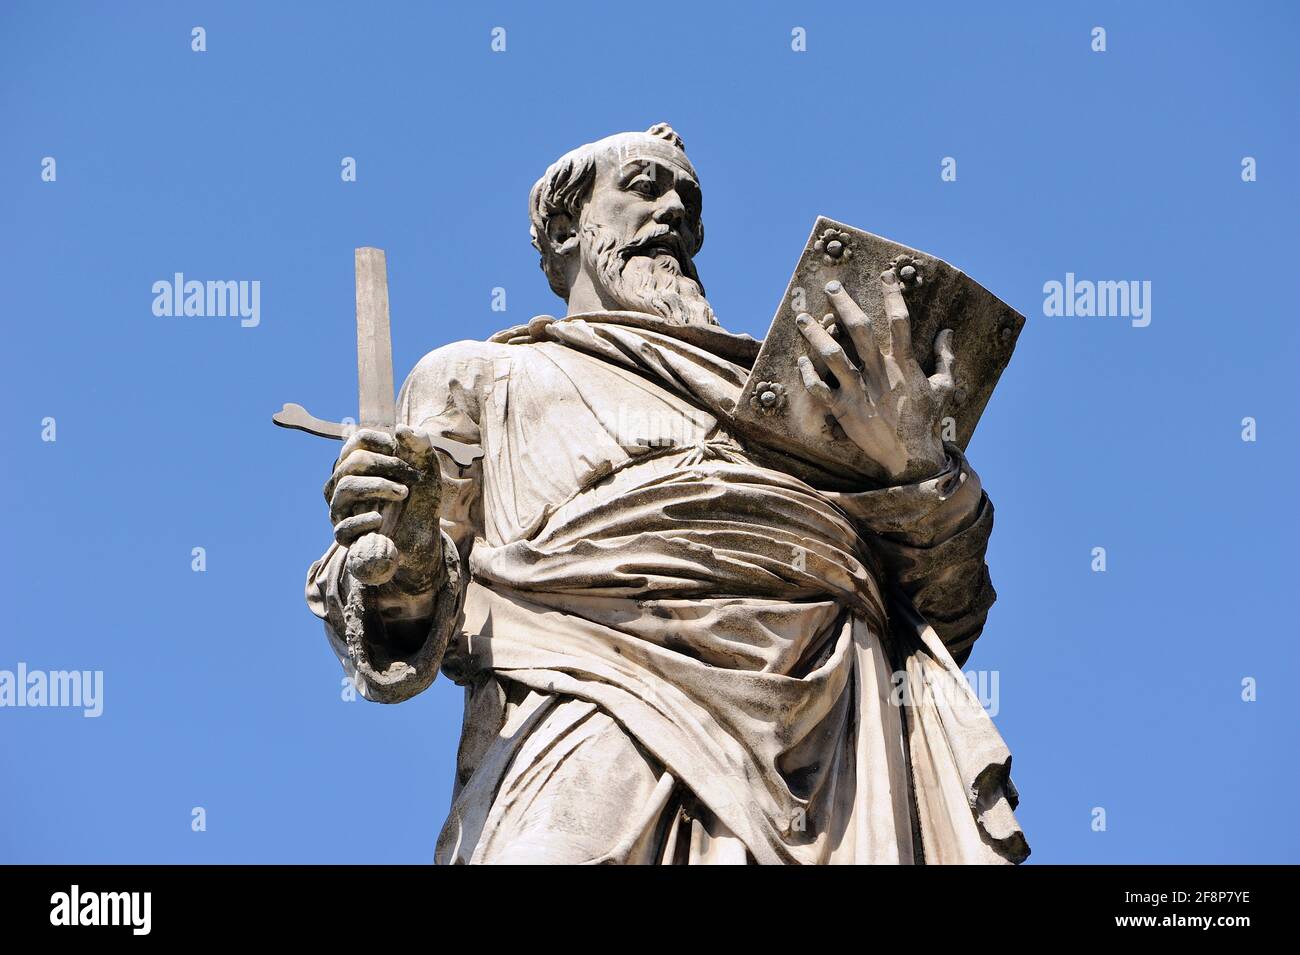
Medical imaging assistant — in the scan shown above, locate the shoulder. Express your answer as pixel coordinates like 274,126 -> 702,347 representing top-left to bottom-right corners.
403,338 -> 520,392
409,338 -> 516,378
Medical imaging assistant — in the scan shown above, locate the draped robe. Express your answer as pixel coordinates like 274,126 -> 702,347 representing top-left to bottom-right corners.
307,311 -> 1029,865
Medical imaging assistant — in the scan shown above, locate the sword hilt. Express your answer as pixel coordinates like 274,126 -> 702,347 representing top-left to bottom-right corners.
346,426 -> 401,587
347,528 -> 399,586
347,248 -> 400,588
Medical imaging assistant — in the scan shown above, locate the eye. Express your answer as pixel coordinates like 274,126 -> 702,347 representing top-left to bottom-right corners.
628,176 -> 657,198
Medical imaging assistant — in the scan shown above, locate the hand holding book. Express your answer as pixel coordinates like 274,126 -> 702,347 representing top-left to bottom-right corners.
795,270 -> 956,484
732,218 -> 1024,488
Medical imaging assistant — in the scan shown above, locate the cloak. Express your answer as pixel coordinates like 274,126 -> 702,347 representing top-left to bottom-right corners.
308,312 -> 1028,864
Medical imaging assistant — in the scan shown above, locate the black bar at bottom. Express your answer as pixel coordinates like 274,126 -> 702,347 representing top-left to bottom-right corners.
0,864 -> 1284,939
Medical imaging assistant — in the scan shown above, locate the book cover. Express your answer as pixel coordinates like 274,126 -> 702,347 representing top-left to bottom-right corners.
733,217 -> 1025,478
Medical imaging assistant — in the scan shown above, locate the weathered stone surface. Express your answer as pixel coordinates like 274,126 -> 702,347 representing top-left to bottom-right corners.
733,217 -> 1024,483
285,125 -> 1029,865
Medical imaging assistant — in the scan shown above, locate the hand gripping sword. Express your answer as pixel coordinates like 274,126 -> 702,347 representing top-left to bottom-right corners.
273,247 -> 481,586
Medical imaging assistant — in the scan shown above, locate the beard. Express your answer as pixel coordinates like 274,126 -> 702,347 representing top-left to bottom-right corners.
582,223 -> 717,326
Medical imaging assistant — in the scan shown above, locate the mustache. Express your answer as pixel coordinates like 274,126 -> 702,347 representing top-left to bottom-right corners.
583,222 -> 716,326
618,226 -> 703,290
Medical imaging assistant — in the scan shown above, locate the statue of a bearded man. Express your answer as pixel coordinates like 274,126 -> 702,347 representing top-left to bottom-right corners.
306,124 -> 1030,864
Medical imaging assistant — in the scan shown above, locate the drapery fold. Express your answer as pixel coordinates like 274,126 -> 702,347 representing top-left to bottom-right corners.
310,311 -> 1029,863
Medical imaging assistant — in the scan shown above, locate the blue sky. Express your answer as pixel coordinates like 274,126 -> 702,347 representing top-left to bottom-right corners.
1,1 -> 1296,863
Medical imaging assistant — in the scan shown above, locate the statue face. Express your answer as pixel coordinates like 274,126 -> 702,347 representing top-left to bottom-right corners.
584,154 -> 702,269
576,150 -> 716,326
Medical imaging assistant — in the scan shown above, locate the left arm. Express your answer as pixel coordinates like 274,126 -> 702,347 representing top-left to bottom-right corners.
826,445 -> 995,665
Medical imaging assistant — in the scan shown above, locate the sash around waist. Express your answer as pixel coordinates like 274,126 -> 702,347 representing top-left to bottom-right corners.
469,460 -> 885,626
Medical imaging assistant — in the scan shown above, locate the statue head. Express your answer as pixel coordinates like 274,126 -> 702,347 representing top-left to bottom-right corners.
529,123 -> 716,326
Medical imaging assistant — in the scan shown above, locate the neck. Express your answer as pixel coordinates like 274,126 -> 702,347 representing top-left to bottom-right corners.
564,266 -> 623,317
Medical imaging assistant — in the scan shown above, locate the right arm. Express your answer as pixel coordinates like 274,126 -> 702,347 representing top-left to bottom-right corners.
305,340 -> 497,702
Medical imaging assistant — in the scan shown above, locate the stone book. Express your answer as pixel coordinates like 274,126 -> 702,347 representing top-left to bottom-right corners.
734,216 -> 1025,478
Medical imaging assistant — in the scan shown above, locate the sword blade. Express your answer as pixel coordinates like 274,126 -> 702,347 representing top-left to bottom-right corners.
354,247 -> 396,430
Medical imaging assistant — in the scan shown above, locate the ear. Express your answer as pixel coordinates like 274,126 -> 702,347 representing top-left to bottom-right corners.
545,213 -> 580,257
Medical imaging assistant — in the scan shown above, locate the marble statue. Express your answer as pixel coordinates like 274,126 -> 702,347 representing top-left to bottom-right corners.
288,124 -> 1030,864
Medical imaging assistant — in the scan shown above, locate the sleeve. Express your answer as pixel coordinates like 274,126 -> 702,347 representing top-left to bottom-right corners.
304,339 -> 502,702
825,443 -> 996,666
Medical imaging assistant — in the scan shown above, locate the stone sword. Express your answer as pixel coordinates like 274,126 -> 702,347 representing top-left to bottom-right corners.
272,247 -> 482,586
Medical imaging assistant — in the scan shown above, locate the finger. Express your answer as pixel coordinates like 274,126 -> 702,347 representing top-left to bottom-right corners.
929,328 -> 956,395
325,449 -> 420,501
336,428 -> 397,467
330,474 -> 408,525
796,312 -> 859,386
333,511 -> 384,546
326,428 -> 400,502
880,270 -> 915,363
824,280 -> 886,402
794,312 -> 833,380
822,279 -> 867,326
395,424 -> 437,471
797,355 -> 835,410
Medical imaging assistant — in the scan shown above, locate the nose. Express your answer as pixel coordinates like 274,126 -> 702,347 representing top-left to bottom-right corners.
653,188 -> 685,226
